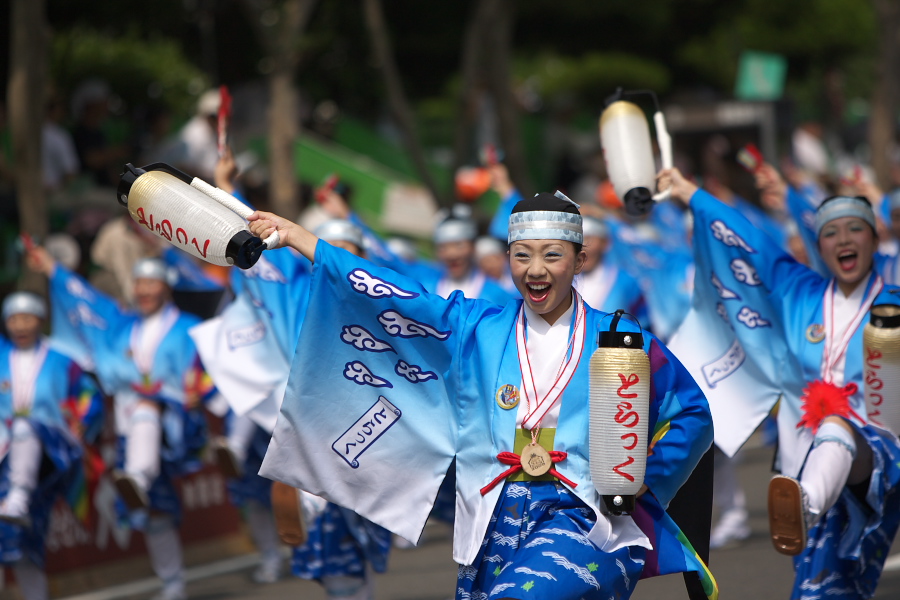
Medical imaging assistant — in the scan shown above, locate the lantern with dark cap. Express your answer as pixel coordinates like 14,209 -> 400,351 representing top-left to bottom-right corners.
864,303 -> 900,435
599,88 -> 672,217
589,309 -> 650,515
117,163 -> 279,269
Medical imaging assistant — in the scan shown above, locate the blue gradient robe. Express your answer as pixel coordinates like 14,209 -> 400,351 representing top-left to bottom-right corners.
260,241 -> 715,594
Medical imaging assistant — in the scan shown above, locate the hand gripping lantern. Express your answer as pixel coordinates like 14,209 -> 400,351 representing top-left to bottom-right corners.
863,304 -> 900,435
117,163 -> 279,269
599,88 -> 673,217
590,310 -> 650,516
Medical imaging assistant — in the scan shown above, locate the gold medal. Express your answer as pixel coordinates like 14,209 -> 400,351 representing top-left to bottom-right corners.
806,324 -> 825,344
495,384 -> 520,410
520,442 -> 552,476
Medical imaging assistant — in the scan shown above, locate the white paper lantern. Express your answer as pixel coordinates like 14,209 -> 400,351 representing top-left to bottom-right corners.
117,163 -> 277,269
864,304 -> 900,436
589,324 -> 649,515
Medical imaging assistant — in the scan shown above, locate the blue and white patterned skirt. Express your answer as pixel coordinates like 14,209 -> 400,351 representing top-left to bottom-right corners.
792,424 -> 900,599
457,480 -> 646,600
292,502 -> 391,581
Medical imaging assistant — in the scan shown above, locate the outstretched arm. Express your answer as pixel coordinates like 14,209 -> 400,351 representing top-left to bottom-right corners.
247,211 -> 319,262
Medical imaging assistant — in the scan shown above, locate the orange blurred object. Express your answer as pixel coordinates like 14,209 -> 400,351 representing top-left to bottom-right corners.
455,167 -> 492,202
597,180 -> 623,209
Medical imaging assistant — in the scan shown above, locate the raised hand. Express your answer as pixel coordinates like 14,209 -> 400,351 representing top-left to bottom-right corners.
656,168 -> 698,207
247,210 -> 319,261
24,244 -> 57,277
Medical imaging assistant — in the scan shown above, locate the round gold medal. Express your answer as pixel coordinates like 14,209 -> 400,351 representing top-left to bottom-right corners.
495,384 -> 520,410
520,443 -> 552,476
806,324 -> 825,344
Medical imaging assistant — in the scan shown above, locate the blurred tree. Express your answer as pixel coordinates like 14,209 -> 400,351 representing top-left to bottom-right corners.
447,0 -> 532,198
51,28 -> 209,116
868,0 -> 900,189
676,0 -> 876,117
242,0 -> 319,217
518,51 -> 671,104
8,0 -> 48,293
362,0 -> 442,205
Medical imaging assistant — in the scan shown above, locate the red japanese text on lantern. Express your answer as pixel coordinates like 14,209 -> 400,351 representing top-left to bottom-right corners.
135,207 -> 211,258
865,347 -> 885,424
613,372 -> 641,482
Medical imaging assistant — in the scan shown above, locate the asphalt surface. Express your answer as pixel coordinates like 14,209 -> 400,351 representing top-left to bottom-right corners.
56,441 -> 900,600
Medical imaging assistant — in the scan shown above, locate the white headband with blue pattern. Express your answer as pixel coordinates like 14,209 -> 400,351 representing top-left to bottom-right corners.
815,196 -> 876,237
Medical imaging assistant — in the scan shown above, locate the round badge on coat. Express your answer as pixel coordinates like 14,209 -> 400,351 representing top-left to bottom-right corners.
806,324 -> 825,343
496,384 -> 520,409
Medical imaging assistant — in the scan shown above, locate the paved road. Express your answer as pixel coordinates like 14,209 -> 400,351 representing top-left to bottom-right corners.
63,441 -> 900,600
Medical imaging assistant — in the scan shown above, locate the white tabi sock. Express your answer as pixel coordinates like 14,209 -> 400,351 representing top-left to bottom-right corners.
323,574 -> 370,600
125,404 -> 162,492
246,500 -> 281,569
227,413 -> 257,465
3,419 -> 43,519
800,421 -> 856,522
713,448 -> 748,515
8,419 -> 41,495
145,515 -> 185,594
13,557 -> 48,600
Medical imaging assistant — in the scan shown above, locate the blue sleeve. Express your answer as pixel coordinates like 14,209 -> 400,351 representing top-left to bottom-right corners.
48,266 -> 132,370
690,188 -> 823,322
643,337 -> 713,508
489,189 -> 522,241
785,185 -> 829,277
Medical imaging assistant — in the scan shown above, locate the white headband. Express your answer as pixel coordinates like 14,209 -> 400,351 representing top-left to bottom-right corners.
315,219 -> 364,249
2,292 -> 46,321
434,219 -> 477,245
474,236 -> 506,260
815,196 -> 876,237
508,191 -> 583,245
133,258 -> 174,285
582,216 -> 609,239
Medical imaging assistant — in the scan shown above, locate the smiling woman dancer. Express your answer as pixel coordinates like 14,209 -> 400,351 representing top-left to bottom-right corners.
661,167 -> 900,599
248,191 -> 716,600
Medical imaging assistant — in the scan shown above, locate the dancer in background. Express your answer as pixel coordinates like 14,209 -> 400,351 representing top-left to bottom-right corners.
574,216 -> 645,317
26,251 -> 209,600
0,292 -> 103,600
664,166 -> 900,599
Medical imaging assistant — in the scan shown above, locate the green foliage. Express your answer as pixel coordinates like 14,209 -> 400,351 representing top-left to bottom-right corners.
51,28 -> 208,116
519,51 -> 671,103
678,0 -> 876,93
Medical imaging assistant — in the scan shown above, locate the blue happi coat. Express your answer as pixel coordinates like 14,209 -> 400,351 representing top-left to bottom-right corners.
671,188 -> 900,598
47,266 -> 208,522
260,241 -> 714,590
0,339 -> 102,566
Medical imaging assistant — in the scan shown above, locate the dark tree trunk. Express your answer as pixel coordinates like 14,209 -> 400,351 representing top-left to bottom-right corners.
450,1 -> 493,183
8,0 -> 48,292
363,0 -> 443,206
869,0 -> 900,190
243,0 -> 318,217
483,0 -> 532,197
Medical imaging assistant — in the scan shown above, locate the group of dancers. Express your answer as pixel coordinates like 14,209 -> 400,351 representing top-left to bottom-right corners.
1,138 -> 899,600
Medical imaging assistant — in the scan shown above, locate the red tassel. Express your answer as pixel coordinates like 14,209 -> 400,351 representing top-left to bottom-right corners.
796,380 -> 862,434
